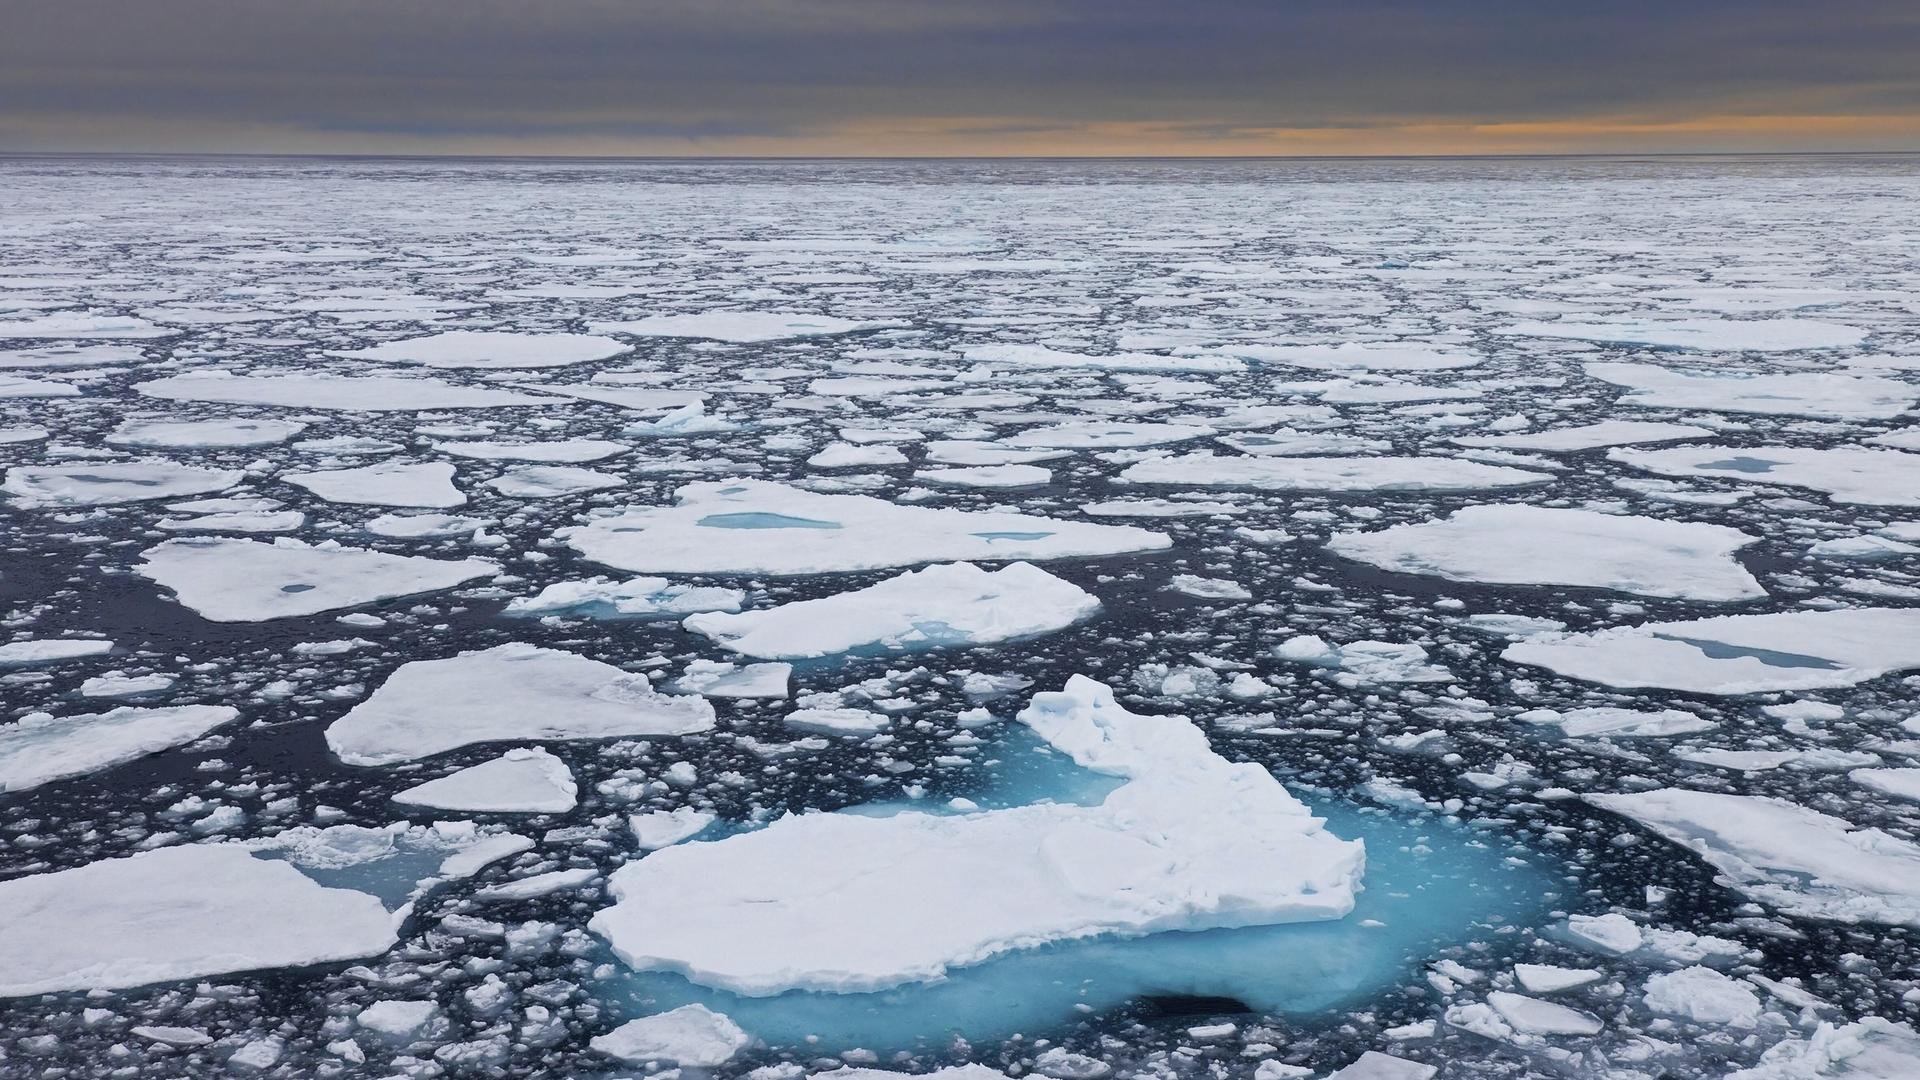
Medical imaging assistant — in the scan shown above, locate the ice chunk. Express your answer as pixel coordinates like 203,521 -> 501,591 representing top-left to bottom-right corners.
966,343 -> 1242,374
504,576 -> 744,619
0,844 -> 393,997
917,464 -> 1052,488
138,537 -> 497,621
684,562 -> 1098,660
1730,1018 -> 1920,1079
630,808 -> 718,850
326,643 -> 715,765
286,461 -> 466,508
1513,964 -> 1601,993
1452,420 -> 1713,452
1501,317 -> 1868,353
1518,707 -> 1715,738
1006,421 -> 1214,449
1642,966 -> 1762,1027
1503,608 -> 1920,693
786,707 -> 890,735
435,438 -> 628,462
671,660 -> 792,699
107,417 -> 306,448
137,371 -> 556,411
561,480 -> 1168,576
1485,990 -> 1602,1035
484,465 -> 623,498
332,330 -> 629,368
3,461 -> 241,507
1584,363 -> 1914,420
591,312 -> 905,343
589,676 -> 1363,996
591,1004 -> 750,1067
1120,453 -> 1550,492
0,312 -> 177,339
1209,341 -> 1481,372
1327,1052 -> 1437,1080
1328,505 -> 1763,601
0,638 -> 112,666
392,748 -> 577,813
1611,445 -> 1920,506
0,705 -> 238,792
1588,788 -> 1920,925
1852,768 -> 1920,803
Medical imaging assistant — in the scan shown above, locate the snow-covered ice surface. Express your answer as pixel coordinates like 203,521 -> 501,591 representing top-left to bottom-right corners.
4,155 -> 1920,1079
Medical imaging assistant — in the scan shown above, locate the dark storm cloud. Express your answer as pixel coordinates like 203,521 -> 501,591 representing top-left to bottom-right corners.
2,0 -> 1916,152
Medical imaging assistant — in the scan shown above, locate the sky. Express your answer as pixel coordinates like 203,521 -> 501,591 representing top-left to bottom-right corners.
4,0 -> 1918,157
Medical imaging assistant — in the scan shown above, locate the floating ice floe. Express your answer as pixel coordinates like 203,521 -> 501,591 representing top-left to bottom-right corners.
1502,317 -> 1869,353
1609,445 -> 1920,506
392,748 -> 578,814
684,562 -> 1099,660
0,344 -> 143,369
0,374 -> 77,398
435,438 -> 628,463
1276,636 -> 1453,684
631,808 -> 719,850
1219,430 -> 1390,456
589,676 -> 1364,996
332,330 -> 630,369
0,705 -> 238,792
1588,788 -> 1920,926
3,461 -> 242,507
106,417 -> 306,448
1642,966 -> 1761,1027
1205,342 -> 1482,372
560,480 -> 1169,576
786,706 -> 891,735
503,576 -> 744,619
964,343 -> 1242,374
1516,707 -> 1715,738
286,461 -> 466,508
1452,420 -> 1714,452
0,312 -> 177,339
1503,607 -> 1920,693
670,660 -> 792,698
590,312 -> 906,343
484,465 -> 623,498
0,639 -> 113,666
623,401 -> 741,437
591,1004 -> 750,1067
1325,505 -> 1764,601
0,823 -> 527,997
1119,453 -> 1550,493
138,537 -> 498,621
1729,1018 -> 1920,1079
1006,421 -> 1214,449
137,372 -> 558,411
1584,363 -> 1915,420
916,464 -> 1052,488
326,643 -> 715,765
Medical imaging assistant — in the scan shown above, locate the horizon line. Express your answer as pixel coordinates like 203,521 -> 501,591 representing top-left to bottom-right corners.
4,148 -> 1919,164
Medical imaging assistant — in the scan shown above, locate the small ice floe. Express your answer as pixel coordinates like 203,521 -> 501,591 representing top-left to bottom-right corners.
1452,420 -> 1713,452
138,537 -> 497,621
286,460 -> 466,508
0,638 -> 112,667
1326,505 -> 1765,601
1207,341 -> 1482,372
0,705 -> 237,792
364,511 -> 494,539
326,643 -> 715,765
683,562 -> 1098,659
0,312 -> 178,339
1119,453 -> 1550,492
136,371 -> 556,411
966,343 -> 1242,374
1588,787 -> 1920,925
504,576 -> 744,619
590,311 -> 906,343
590,1003 -> 750,1067
435,438 -> 628,463
1517,707 -> 1716,738
1502,607 -> 1920,693
1501,317 -> 1868,353
917,464 -> 1052,489
106,417 -> 306,448
1610,444 -> 1920,506
1276,636 -> 1453,684
331,329 -> 629,369
1730,1018 -> 1920,1079
1005,421 -> 1214,449
3,461 -> 242,507
484,465 -> 622,498
670,660 -> 792,699
560,479 -> 1168,576
392,747 -> 577,814
630,808 -> 718,850
588,676 -> 1363,995
785,707 -> 891,735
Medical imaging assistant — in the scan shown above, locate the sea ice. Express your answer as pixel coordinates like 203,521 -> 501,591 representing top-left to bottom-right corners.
0,639 -> 113,666
589,676 -> 1363,995
1452,420 -> 1713,452
1503,608 -> 1920,693
1119,454 -> 1550,493
1584,363 -> 1915,420
503,577 -> 744,619
392,748 -> 577,814
0,705 -> 239,792
3,461 -> 242,507
590,312 -> 905,343
670,660 -> 792,698
138,537 -> 497,621
1502,317 -> 1868,352
1209,342 -> 1481,372
590,1004 -> 750,1067
137,372 -> 557,411
560,480 -> 1169,576
326,643 -> 716,765
484,465 -> 623,498
1610,445 -> 1920,506
106,417 -> 306,448
286,461 -> 466,508
684,562 -> 1099,659
1325,505 -> 1764,601
435,439 -> 628,463
966,343 -> 1241,374
333,330 -> 629,369
0,312 -> 177,339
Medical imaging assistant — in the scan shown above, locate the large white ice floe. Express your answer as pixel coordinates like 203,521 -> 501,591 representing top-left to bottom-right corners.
3,461 -> 242,507
1587,788 -> 1920,926
1502,607 -> 1920,693
1325,505 -> 1765,601
503,576 -> 744,619
0,705 -> 239,792
560,480 -> 1169,576
106,417 -> 306,448
435,438 -> 628,463
0,822 -> 528,997
392,747 -> 578,814
484,465 -> 623,498
1005,421 -> 1215,449
1205,341 -> 1482,372
1119,453 -> 1551,492
591,1004 -> 751,1067
138,537 -> 498,621
332,330 -> 629,369
286,460 -> 467,508
590,311 -> 906,342
326,643 -> 716,765
588,676 -> 1363,996
1609,445 -> 1920,506
1501,317 -> 1869,353
0,312 -> 177,339
136,371 -> 558,411
965,343 -> 1242,374
1583,363 -> 1915,420
683,562 -> 1099,659
1729,1018 -> 1920,1079
1451,420 -> 1713,452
